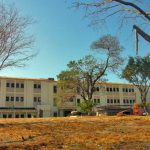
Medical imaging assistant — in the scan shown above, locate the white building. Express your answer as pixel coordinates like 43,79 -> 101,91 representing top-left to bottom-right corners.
0,76 -> 149,118
0,76 -> 58,118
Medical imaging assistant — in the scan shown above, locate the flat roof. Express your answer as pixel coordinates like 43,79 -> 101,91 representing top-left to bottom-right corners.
0,76 -> 132,86
0,76 -> 57,83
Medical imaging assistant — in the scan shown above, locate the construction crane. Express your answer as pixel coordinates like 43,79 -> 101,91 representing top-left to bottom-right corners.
133,25 -> 150,55
133,12 -> 150,55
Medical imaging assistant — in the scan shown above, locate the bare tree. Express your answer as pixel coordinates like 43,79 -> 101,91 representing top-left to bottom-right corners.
0,2 -> 35,70
71,0 -> 150,54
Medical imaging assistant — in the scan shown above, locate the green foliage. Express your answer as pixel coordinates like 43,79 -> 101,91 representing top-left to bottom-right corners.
78,100 -> 95,114
139,102 -> 150,108
57,35 -> 123,104
122,54 -> 150,103
122,55 -> 150,83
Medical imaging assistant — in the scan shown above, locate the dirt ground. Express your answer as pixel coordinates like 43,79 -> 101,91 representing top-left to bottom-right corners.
0,116 -> 150,150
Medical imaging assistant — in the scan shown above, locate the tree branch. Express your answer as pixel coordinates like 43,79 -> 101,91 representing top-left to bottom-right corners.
112,0 -> 150,21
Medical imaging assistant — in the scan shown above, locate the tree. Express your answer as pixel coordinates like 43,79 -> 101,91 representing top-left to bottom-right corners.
0,2 -> 35,70
71,0 -> 150,54
78,100 -> 95,114
122,54 -> 150,104
57,35 -> 123,110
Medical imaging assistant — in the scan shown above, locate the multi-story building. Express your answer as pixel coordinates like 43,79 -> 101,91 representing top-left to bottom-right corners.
58,82 -> 150,116
0,76 -> 149,118
0,76 -> 58,118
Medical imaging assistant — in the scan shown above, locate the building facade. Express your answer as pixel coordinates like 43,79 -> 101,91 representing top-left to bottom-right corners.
0,77 -> 58,118
0,76 -> 149,118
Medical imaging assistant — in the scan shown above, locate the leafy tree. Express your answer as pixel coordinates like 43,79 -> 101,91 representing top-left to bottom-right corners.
0,2 -> 35,70
122,54 -> 150,103
78,100 -> 95,115
71,0 -> 150,53
57,35 -> 123,111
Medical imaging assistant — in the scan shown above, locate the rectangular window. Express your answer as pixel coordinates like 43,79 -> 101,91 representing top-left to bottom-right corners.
8,114 -> 12,118
107,99 -> 110,103
114,99 -> 116,103
16,83 -> 19,88
16,97 -> 19,102
111,99 -> 113,103
34,84 -> 37,88
97,99 -> 100,103
126,99 -> 129,103
28,114 -> 31,118
38,84 -> 41,89
132,89 -> 134,92
126,88 -> 128,92
130,100 -> 132,104
94,99 -> 97,104
129,89 -> 131,92
123,99 -> 126,103
34,97 -> 37,102
53,86 -> 57,93
110,88 -> 112,92
20,97 -> 24,102
117,99 -> 120,103
6,83 -> 10,87
122,88 -> 125,92
21,83 -> 24,88
106,88 -> 109,92
53,112 -> 57,117
21,114 -> 24,118
15,114 -> 19,118
11,97 -> 14,101
116,88 -> 119,92
3,114 -> 7,118
113,88 -> 116,92
6,96 -> 9,101
96,87 -> 99,91
11,83 -> 15,88
77,99 -> 80,104
38,97 -> 41,102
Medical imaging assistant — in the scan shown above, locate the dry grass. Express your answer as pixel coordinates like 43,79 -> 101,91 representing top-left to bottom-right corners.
0,116 -> 150,150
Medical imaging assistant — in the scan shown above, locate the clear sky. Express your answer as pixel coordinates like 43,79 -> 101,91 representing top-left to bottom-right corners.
1,0 -> 150,82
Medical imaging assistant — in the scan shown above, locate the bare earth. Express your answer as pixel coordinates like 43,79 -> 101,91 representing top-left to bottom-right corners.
0,116 -> 150,150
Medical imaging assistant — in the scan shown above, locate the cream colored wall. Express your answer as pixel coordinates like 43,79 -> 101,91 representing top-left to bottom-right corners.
0,77 -> 58,117
0,76 -> 149,118
0,80 -> 6,107
24,80 -> 33,107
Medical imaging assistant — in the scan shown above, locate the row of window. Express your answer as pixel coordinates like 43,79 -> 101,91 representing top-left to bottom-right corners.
77,87 -> 134,93
106,87 -> 119,92
6,96 -> 42,103
93,99 -> 100,104
2,114 -> 32,118
6,96 -> 24,102
106,87 -> 134,92
107,99 -> 120,104
34,84 -> 41,89
122,88 -> 134,93
33,97 -> 41,103
53,86 -> 57,93
6,83 -> 41,89
123,99 -> 135,104
107,99 -> 135,104
6,83 -> 24,88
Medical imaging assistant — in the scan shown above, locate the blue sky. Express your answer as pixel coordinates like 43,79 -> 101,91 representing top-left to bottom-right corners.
0,0 -> 149,82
